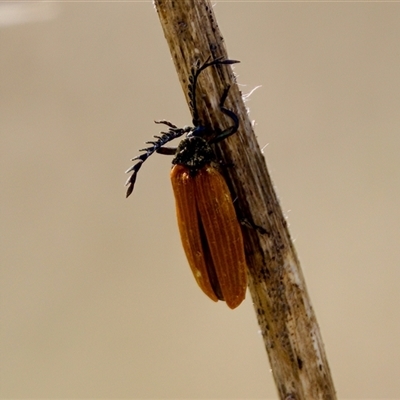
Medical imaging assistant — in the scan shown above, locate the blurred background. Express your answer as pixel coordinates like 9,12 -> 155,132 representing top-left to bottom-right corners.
1,1 -> 399,399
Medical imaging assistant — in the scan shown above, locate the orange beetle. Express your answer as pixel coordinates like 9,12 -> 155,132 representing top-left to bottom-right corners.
126,58 -> 246,308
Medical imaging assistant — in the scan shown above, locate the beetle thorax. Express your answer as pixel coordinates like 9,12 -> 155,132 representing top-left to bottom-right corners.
172,136 -> 216,174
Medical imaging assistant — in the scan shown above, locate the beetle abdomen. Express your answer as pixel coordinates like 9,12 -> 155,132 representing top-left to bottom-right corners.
171,164 -> 247,309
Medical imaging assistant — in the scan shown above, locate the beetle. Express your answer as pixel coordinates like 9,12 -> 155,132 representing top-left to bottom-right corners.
125,57 -> 247,309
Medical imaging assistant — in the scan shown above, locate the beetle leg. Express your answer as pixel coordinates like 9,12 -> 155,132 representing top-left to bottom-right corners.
211,85 -> 239,144
157,147 -> 177,156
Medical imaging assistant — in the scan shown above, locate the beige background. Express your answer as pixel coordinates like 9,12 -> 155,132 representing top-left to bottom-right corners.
1,2 -> 399,399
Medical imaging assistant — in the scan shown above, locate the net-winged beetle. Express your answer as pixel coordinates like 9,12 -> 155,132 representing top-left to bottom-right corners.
126,58 -> 246,309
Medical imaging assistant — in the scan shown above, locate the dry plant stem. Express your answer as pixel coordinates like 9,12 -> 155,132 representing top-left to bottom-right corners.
154,1 -> 337,399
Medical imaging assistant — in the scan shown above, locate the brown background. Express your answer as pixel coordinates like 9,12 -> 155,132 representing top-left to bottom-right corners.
1,1 -> 399,399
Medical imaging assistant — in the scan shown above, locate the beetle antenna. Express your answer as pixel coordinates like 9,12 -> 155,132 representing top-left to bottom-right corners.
125,122 -> 191,197
126,57 -> 240,198
189,57 -> 240,127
